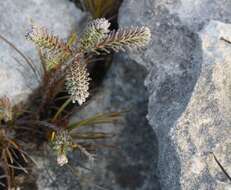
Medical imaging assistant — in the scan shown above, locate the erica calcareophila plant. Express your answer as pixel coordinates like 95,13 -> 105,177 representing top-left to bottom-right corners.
0,17 -> 150,188
50,111 -> 121,166
0,18 -> 150,188
25,18 -> 151,166
26,18 -> 151,106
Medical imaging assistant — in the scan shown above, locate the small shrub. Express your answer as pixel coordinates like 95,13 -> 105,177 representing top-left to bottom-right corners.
0,18 -> 150,188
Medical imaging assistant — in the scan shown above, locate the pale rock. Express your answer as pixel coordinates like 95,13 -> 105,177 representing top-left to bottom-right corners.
119,0 -> 231,189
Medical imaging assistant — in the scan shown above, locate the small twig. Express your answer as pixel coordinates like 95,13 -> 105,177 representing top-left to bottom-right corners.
8,164 -> 28,174
0,181 -> 6,188
220,37 -> 231,45
16,149 -> 39,168
0,160 -> 11,189
76,144 -> 96,166
212,152 -> 231,182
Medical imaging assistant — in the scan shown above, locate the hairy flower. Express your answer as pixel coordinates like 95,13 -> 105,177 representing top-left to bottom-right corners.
79,18 -> 110,51
52,130 -> 72,166
91,26 -> 151,54
26,19 -> 151,106
57,154 -> 68,166
65,57 -> 91,105
88,18 -> 111,33
26,23 -> 72,70
0,96 -> 12,122
25,23 -> 71,52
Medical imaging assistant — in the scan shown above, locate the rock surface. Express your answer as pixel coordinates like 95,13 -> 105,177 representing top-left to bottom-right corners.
0,0 -> 84,104
172,21 -> 231,190
119,0 -> 231,190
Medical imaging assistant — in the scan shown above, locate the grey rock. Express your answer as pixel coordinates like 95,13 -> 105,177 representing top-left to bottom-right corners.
172,21 -> 231,190
0,0 -> 84,105
119,0 -> 231,190
167,0 -> 231,31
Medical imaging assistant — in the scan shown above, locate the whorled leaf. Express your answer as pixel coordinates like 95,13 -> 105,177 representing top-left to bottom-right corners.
26,23 -> 73,70
91,26 -> 151,54
0,96 -> 12,122
79,18 -> 110,52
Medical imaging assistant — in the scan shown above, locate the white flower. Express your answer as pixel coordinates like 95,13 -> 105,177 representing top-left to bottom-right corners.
89,18 -> 111,34
57,154 -> 68,166
65,58 -> 91,105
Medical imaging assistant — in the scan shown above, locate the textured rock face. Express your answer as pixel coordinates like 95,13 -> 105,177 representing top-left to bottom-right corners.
0,0 -> 84,104
173,21 -> 231,190
167,0 -> 231,31
119,0 -> 231,190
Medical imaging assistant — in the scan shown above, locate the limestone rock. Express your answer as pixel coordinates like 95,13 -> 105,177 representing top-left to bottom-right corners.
172,21 -> 231,190
119,0 -> 231,189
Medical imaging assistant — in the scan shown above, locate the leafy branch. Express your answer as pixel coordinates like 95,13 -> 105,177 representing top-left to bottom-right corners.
26,18 -> 151,108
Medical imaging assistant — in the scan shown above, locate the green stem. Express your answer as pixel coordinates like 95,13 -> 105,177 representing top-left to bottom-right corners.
52,98 -> 72,122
